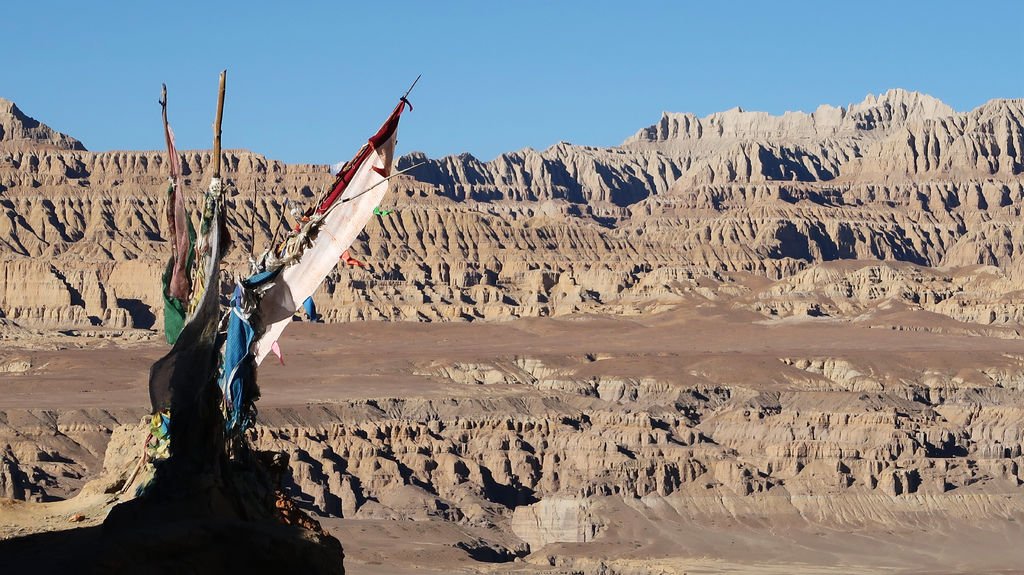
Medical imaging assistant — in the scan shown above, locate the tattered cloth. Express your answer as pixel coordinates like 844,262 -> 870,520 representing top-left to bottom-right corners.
218,284 -> 257,433
249,98 -> 408,365
148,178 -> 229,475
303,297 -> 318,322
161,198 -> 196,344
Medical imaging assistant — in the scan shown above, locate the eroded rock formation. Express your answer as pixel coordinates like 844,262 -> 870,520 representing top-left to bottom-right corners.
3,342 -> 1024,558
3,90 -> 1024,571
1,90 -> 1023,332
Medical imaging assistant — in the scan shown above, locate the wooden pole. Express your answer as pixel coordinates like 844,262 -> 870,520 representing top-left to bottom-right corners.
250,178 -> 258,258
160,84 -> 171,150
212,70 -> 226,179
267,198 -> 290,256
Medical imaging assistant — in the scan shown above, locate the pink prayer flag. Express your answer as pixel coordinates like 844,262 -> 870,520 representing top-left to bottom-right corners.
271,341 -> 284,365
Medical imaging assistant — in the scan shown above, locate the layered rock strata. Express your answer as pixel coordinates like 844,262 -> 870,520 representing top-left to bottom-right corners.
1,90 -> 1023,330
4,346 -> 1023,555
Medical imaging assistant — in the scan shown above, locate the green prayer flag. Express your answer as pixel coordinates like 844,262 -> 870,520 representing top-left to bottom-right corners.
161,217 -> 196,344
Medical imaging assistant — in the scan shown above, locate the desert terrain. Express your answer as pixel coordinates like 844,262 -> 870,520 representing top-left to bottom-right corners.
4,308 -> 1024,573
2,90 -> 1024,573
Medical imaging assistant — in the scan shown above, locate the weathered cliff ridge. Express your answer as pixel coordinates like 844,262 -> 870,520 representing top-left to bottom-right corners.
1,89 -> 1022,333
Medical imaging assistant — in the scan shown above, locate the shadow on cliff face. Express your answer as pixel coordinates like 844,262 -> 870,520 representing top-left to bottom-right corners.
481,467 -> 539,509
116,298 -> 156,329
455,539 -> 524,562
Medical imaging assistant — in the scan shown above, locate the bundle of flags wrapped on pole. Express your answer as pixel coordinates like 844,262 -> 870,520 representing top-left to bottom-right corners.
146,72 -> 415,471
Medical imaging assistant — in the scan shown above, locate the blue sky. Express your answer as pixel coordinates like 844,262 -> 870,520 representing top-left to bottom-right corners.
3,1 -> 1021,163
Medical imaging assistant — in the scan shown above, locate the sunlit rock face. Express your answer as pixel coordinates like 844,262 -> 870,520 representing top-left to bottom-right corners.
1,91 -> 1023,331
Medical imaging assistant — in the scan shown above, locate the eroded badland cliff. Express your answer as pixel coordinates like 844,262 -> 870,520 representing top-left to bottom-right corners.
2,91 -> 1024,573
2,89 -> 1023,329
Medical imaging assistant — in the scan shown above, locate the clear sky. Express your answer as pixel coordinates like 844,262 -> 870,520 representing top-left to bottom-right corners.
3,1 -> 1022,164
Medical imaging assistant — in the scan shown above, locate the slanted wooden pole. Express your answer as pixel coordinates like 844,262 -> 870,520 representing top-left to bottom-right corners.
212,70 -> 226,179
403,74 -> 421,100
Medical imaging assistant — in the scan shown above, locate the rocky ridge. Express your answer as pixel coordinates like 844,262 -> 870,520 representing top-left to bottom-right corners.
0,89 -> 1023,332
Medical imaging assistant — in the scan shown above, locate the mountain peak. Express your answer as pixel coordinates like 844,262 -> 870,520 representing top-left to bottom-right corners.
625,90 -> 958,145
832,90 -> 953,135
0,98 -> 85,152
